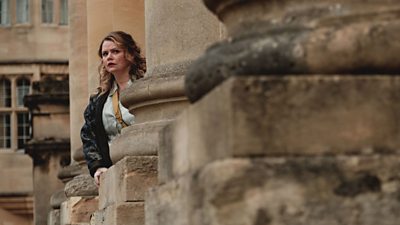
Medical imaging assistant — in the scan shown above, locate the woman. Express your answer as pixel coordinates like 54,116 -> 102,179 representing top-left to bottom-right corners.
80,31 -> 146,186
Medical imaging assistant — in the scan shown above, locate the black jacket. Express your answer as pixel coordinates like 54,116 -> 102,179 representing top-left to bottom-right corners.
80,91 -> 113,177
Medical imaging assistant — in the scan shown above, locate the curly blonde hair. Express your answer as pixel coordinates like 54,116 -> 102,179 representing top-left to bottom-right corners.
97,31 -> 146,95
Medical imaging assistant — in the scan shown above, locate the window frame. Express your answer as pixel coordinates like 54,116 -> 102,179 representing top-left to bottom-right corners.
59,0 -> 67,25
41,0 -> 54,24
0,0 -> 10,26
0,113 -> 11,148
0,78 -> 11,108
16,0 -> 30,24
16,78 -> 31,107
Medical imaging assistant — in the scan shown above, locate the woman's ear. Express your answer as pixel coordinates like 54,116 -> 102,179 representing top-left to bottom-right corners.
126,53 -> 135,64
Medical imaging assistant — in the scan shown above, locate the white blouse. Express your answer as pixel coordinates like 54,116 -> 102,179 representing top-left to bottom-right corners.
102,80 -> 135,144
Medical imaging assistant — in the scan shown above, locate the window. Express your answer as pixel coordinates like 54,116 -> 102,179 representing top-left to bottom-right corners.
59,0 -> 67,25
16,78 -> 30,107
16,0 -> 29,24
0,79 -> 11,107
0,114 -> 10,148
17,113 -> 30,149
0,0 -> 9,26
0,76 -> 32,150
41,0 -> 53,23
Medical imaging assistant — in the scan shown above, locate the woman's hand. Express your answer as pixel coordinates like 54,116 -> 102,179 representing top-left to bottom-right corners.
94,167 -> 108,187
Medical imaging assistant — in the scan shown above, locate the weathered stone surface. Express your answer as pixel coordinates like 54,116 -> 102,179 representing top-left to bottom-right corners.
58,162 -> 87,183
99,156 -> 158,210
60,197 -> 98,225
186,1 -> 400,102
145,0 -> 222,71
95,203 -> 144,225
149,155 -> 400,225
199,156 -> 400,225
163,76 -> 400,181
48,209 -> 60,225
64,174 -> 98,197
146,174 -> 202,225
50,189 -> 67,209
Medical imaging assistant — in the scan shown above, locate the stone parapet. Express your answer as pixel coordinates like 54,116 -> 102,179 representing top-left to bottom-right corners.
99,156 -> 158,210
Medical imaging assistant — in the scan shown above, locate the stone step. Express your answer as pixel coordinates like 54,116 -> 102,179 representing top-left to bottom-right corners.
99,156 -> 158,210
91,202 -> 144,225
147,155 -> 400,225
159,76 -> 400,183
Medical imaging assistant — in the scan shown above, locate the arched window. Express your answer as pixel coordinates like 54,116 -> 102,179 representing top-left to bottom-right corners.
17,78 -> 30,107
0,78 -> 11,107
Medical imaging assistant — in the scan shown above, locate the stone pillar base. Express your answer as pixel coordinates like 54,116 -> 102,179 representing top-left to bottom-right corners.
150,75 -> 400,224
161,76 -> 400,182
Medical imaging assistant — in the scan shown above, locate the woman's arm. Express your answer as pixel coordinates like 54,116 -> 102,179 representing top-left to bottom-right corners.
80,95 -> 106,177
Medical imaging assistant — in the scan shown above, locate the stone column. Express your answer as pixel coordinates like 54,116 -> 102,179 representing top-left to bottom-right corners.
82,1 -> 147,225
147,1 -> 400,225
86,0 -> 145,94
55,1 -> 99,225
112,0 -> 224,166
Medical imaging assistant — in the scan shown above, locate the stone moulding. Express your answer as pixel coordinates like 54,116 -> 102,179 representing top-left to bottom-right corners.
122,61 -> 190,112
186,1 -> 400,102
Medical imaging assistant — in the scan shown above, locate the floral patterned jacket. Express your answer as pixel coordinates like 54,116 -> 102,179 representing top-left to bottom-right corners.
80,91 -> 113,177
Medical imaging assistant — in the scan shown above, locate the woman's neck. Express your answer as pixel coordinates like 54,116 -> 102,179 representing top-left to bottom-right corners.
113,73 -> 130,91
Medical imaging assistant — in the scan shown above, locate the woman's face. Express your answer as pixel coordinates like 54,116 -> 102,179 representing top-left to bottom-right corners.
101,40 -> 131,76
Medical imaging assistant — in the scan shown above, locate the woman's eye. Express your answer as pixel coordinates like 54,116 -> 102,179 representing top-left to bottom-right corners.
111,49 -> 120,54
102,52 -> 108,57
